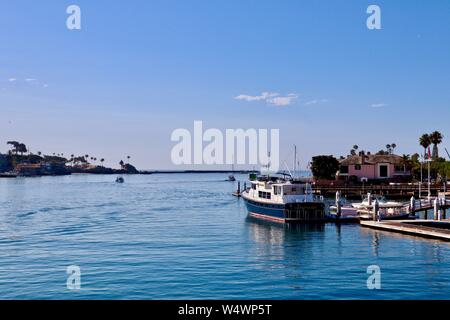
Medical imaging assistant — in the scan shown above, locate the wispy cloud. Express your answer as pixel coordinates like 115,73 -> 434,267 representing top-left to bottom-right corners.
5,77 -> 48,89
371,103 -> 387,108
267,93 -> 299,106
304,99 -> 328,106
235,92 -> 299,106
234,92 -> 279,102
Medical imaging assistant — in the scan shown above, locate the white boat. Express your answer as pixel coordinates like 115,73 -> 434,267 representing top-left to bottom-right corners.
329,193 -> 412,221
328,205 -> 360,222
351,194 -> 404,210
241,175 -> 326,223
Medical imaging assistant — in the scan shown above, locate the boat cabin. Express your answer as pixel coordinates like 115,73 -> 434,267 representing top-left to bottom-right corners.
248,177 -> 317,204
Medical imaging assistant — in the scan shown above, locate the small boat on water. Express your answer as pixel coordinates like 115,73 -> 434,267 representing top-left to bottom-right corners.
116,177 -> 125,183
329,193 -> 412,221
241,174 -> 326,223
357,208 -> 411,221
226,163 -> 236,181
226,175 -> 236,182
351,194 -> 403,210
327,205 -> 360,222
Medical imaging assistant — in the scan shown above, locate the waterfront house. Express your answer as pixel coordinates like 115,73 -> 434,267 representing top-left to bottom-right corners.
14,163 -> 42,176
14,161 -> 70,176
338,153 -> 411,182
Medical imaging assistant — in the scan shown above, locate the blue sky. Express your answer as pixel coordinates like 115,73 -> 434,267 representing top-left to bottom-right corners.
1,0 -> 450,169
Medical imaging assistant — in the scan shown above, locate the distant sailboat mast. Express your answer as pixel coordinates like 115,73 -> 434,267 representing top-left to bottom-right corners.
293,145 -> 297,179
262,151 -> 271,176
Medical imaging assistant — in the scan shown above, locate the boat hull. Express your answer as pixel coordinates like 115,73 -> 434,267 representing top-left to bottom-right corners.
243,197 -> 326,223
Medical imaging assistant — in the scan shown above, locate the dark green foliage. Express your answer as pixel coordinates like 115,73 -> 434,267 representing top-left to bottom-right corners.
311,155 -> 340,180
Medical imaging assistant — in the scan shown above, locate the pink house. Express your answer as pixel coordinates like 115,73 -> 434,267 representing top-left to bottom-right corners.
338,154 -> 411,182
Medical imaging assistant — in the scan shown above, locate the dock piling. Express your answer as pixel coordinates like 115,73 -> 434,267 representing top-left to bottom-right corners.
373,199 -> 379,222
410,196 -> 416,213
336,191 -> 342,219
434,198 -> 440,221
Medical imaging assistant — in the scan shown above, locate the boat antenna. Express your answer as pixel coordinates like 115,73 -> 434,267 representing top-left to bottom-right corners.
293,145 -> 297,179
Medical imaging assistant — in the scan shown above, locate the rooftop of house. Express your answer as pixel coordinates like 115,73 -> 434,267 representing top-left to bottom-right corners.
340,154 -> 405,166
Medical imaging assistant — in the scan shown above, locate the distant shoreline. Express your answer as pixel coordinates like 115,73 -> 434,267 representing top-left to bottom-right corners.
0,170 -> 261,178
139,170 -> 259,174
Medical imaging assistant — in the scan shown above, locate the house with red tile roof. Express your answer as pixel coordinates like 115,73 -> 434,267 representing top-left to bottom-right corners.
338,153 -> 411,182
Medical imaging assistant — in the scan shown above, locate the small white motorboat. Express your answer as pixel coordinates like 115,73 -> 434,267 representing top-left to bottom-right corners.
352,194 -> 403,210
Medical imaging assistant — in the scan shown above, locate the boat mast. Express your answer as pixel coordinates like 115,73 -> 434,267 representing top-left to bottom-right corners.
293,145 -> 297,179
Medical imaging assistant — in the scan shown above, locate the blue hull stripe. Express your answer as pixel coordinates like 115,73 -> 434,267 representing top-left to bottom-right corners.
244,200 -> 285,219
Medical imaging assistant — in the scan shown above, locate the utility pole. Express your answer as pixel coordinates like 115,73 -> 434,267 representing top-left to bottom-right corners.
419,158 -> 423,198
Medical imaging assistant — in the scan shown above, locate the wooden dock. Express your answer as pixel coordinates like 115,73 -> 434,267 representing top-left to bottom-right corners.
361,220 -> 450,241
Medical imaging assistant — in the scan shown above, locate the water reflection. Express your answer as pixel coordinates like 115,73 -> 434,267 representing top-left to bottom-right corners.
244,216 -> 326,263
245,217 -> 325,244
244,218 -> 330,296
333,224 -> 343,255
371,232 -> 380,257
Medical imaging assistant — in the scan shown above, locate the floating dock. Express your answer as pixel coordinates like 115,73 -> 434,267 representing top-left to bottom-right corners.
361,220 -> 450,241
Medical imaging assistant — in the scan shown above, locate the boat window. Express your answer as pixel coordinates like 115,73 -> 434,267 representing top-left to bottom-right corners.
258,191 -> 271,199
273,186 -> 282,195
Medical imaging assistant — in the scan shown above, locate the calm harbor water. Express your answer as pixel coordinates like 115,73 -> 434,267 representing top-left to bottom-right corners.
0,173 -> 449,300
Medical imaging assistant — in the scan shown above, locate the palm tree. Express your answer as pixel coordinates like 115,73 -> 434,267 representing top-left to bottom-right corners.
430,131 -> 443,159
16,143 -> 27,155
386,144 -> 392,154
401,154 -> 411,171
7,141 -> 19,154
100,158 -> 105,166
391,143 -> 397,154
419,134 -> 431,159
119,160 -> 124,168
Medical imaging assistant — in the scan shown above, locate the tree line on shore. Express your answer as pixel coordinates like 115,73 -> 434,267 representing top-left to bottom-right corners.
1,141 -> 137,173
